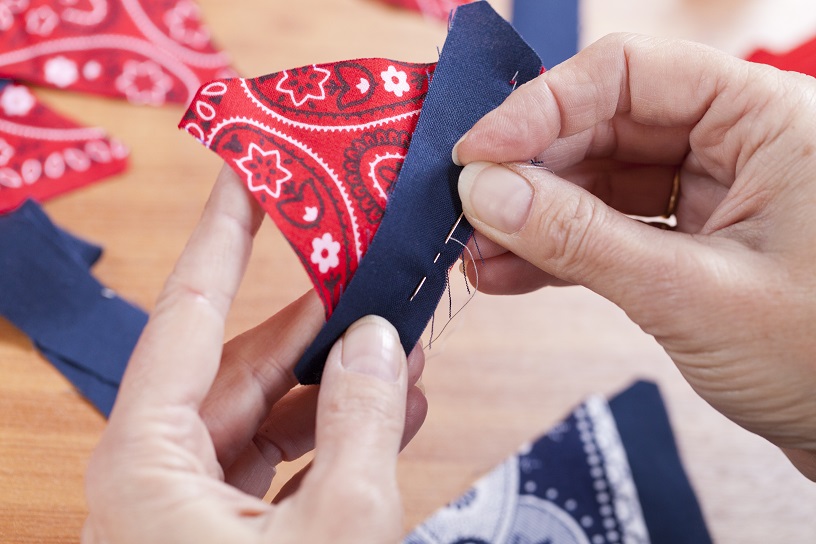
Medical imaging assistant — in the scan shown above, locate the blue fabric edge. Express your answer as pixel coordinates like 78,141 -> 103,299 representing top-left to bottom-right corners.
609,380 -> 713,544
294,1 -> 542,384
512,0 -> 580,69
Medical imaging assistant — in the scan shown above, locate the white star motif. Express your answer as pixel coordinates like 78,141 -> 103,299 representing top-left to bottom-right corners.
275,65 -> 331,107
236,143 -> 292,199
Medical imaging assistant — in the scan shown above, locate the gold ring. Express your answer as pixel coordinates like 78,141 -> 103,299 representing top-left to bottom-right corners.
663,168 -> 681,218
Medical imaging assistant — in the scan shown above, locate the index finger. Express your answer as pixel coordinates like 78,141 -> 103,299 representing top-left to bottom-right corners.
453,33 -> 745,166
115,165 -> 264,411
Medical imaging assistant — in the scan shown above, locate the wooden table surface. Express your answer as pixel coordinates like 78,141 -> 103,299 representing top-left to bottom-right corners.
2,1 -> 816,542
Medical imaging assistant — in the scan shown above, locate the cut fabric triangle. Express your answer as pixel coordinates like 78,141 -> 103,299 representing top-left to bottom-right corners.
180,60 -> 435,312
0,80 -> 129,213
181,2 -> 542,384
0,0 -> 234,105
405,381 -> 712,544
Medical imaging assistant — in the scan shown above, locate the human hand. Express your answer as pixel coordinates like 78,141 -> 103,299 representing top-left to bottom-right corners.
452,34 -> 816,479
83,167 -> 427,543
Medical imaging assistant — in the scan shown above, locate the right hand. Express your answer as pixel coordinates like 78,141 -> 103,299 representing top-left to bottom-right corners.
453,34 -> 816,480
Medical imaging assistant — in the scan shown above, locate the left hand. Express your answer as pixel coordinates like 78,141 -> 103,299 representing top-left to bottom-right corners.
82,166 -> 428,543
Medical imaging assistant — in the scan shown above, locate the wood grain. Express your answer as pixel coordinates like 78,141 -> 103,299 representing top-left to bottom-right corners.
1,1 -> 815,542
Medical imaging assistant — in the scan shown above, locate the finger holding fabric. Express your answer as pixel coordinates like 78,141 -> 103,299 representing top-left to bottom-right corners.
454,34 -> 816,480
83,165 -> 425,543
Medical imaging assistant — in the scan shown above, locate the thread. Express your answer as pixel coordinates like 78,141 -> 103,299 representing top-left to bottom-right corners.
422,235 -> 479,350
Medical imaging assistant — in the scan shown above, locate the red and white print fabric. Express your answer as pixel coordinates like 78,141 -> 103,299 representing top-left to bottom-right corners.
181,60 -> 436,313
379,0 -> 473,20
0,0 -> 235,106
0,82 -> 128,212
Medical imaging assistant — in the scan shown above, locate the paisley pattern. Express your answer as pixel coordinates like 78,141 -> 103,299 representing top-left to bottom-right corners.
0,0 -> 234,105
181,60 -> 436,312
0,82 -> 128,213
405,396 -> 650,544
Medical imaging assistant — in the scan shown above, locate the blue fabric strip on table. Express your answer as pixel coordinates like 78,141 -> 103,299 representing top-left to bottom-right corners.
609,381 -> 712,544
405,380 -> 712,544
0,201 -> 146,416
295,1 -> 542,383
512,0 -> 580,69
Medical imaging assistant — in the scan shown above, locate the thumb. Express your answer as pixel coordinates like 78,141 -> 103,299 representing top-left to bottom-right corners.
298,316 -> 407,540
457,161 -> 698,310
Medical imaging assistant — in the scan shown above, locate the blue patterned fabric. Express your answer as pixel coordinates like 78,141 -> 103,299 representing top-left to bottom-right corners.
512,0 -> 580,69
405,381 -> 712,544
0,201 -> 147,416
295,2 -> 542,383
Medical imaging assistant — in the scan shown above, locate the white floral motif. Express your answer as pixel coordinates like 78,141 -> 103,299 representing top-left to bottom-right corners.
0,138 -> 14,166
0,5 -> 13,31
83,61 -> 102,80
163,0 -> 211,49
44,152 -> 65,179
0,167 -> 21,188
25,5 -> 58,36
0,85 -> 35,117
115,60 -> 173,106
44,56 -> 79,88
236,143 -> 292,198
3,0 -> 29,13
380,65 -> 410,97
21,158 -> 41,184
310,233 -> 340,274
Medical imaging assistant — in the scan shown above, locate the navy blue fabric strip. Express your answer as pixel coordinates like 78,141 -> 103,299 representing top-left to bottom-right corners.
0,200 -> 147,416
512,0 -> 579,69
609,381 -> 713,544
295,2 -> 542,384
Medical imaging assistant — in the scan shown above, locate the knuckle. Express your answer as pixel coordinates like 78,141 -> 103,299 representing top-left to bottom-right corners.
324,383 -> 402,434
534,190 -> 605,274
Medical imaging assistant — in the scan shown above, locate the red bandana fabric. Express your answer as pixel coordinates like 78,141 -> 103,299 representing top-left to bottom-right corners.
0,0 -> 235,106
747,35 -> 816,77
181,60 -> 436,313
0,82 -> 128,213
379,0 -> 473,20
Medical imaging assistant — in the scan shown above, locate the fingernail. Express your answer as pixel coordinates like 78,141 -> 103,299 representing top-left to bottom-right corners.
415,375 -> 426,395
342,316 -> 402,382
451,133 -> 467,166
458,162 -> 533,234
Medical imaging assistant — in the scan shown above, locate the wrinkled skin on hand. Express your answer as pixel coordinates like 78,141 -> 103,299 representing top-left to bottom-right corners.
83,167 -> 428,544
454,34 -> 816,480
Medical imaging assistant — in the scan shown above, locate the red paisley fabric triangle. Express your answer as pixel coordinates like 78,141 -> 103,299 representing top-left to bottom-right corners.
379,0 -> 473,20
0,0 -> 234,105
0,82 -> 128,213
180,60 -> 436,313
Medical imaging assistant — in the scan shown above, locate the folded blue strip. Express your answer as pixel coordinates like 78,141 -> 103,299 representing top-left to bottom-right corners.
512,0 -> 579,69
38,344 -> 120,415
295,2 -> 542,383
609,381 -> 713,544
0,201 -> 147,416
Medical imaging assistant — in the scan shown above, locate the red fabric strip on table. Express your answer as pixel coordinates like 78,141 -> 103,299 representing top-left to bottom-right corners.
747,35 -> 816,77
378,0 -> 473,20
0,0 -> 235,105
180,60 -> 436,313
0,81 -> 128,213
